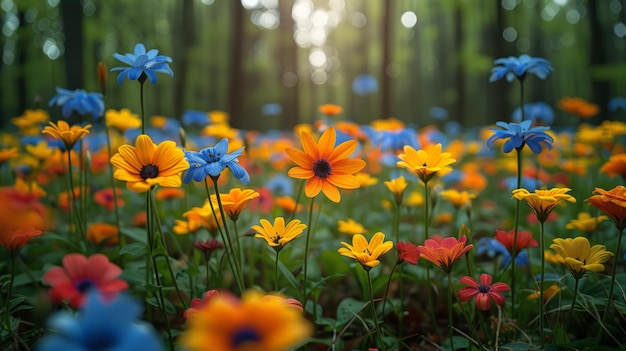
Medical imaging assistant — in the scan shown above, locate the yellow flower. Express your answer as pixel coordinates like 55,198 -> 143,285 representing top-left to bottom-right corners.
338,232 -> 393,270
105,108 -> 141,132
25,141 -> 55,162
565,212 -> 608,234
252,217 -> 307,251
384,176 -> 408,206
42,120 -> 92,150
397,143 -> 456,183
405,191 -> 425,207
337,219 -> 368,236
0,147 -> 19,165
202,124 -> 238,140
528,284 -> 562,302
285,127 -> 366,203
439,189 -> 476,209
110,134 -> 189,192
181,290 -> 311,351
12,109 -> 49,135
354,172 -> 379,187
209,110 -> 230,124
550,237 -> 614,279
211,188 -> 260,221
184,204 -> 223,235
14,178 -> 46,197
511,187 -> 576,223
172,218 -> 204,235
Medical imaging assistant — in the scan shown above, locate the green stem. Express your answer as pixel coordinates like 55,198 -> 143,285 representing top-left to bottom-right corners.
565,277 -> 580,331
139,80 -> 146,134
598,226 -> 624,342
66,149 -> 85,241
3,256 -> 16,334
211,178 -> 245,289
104,123 -> 124,253
536,222 -> 546,349
367,270 -> 386,351
275,249 -> 280,292
149,190 -> 189,310
446,273 -> 455,351
203,179 -> 244,293
510,147 -> 523,318
381,259 -> 399,317
303,196 -> 315,301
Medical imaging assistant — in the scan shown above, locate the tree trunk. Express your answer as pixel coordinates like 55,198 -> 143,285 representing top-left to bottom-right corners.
588,0 -> 610,122
227,1 -> 245,128
172,0 -> 196,119
278,0 -> 299,129
380,0 -> 392,119
60,0 -> 84,90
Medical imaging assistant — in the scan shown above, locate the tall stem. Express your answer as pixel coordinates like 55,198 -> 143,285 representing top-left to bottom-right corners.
598,226 -> 624,342
302,196 -> 315,301
510,148 -> 523,318
367,270 -> 386,351
565,277 -> 580,331
3,256 -> 16,335
66,150 -> 85,240
104,124 -> 124,253
139,80 -> 146,134
381,260 -> 399,317
536,222 -> 546,349
275,250 -> 280,292
446,273 -> 455,351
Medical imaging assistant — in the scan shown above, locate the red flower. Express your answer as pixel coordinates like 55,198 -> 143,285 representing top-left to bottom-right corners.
93,187 -> 124,211
185,289 -> 220,319
193,238 -> 224,257
42,253 -> 128,308
418,236 -> 473,273
587,186 -> 626,231
458,273 -> 510,311
494,229 -> 538,254
396,242 -> 420,265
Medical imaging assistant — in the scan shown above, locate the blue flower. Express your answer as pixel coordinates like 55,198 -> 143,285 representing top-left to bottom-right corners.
352,74 -> 378,96
266,174 -> 294,196
36,293 -> 163,351
182,110 -> 210,126
476,238 -> 529,269
49,87 -> 104,118
430,106 -> 449,120
111,43 -> 173,84
262,103 -> 283,116
363,126 -> 420,153
184,138 -> 250,185
608,97 -> 626,112
486,120 -> 553,153
511,102 -> 554,125
489,54 -> 553,82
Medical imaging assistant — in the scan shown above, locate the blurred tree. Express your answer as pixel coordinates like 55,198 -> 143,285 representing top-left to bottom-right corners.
60,0 -> 84,90
228,1 -> 245,128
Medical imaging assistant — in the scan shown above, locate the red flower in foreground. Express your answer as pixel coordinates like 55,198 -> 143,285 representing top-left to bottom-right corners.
42,253 -> 128,308
396,242 -> 420,265
418,235 -> 473,273
458,273 -> 510,311
494,229 -> 538,254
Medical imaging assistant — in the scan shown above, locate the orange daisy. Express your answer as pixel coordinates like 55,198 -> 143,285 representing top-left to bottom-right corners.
285,127 -> 365,203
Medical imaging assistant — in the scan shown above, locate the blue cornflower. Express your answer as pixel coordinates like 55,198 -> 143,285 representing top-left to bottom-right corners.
511,102 -> 554,125
49,87 -> 104,118
111,43 -> 173,84
489,54 -> 553,82
184,138 -> 250,185
36,293 -> 163,351
352,74 -> 379,96
266,174 -> 294,196
486,119 -> 553,153
609,97 -> 626,112
182,110 -> 210,126
363,126 -> 420,153
476,238 -> 530,269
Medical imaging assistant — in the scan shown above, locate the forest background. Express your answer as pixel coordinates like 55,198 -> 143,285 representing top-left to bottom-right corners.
2,0 -> 626,131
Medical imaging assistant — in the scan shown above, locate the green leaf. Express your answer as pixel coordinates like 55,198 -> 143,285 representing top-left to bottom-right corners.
499,342 -> 534,351
335,297 -> 367,327
119,242 -> 146,257
120,227 -> 147,244
553,325 -> 570,345
277,258 -> 301,297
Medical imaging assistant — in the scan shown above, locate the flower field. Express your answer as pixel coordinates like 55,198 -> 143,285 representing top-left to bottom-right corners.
1,43 -> 626,351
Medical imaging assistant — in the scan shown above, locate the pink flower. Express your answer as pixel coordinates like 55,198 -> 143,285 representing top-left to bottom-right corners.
396,242 -> 420,265
184,289 -> 220,318
42,253 -> 128,308
458,273 -> 510,311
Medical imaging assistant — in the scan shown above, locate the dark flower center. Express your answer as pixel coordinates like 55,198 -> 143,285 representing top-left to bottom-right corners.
140,164 -> 159,179
273,232 -> 282,244
478,284 -> 490,294
232,327 -> 261,347
206,152 -> 222,163
75,279 -> 95,293
313,159 -> 331,178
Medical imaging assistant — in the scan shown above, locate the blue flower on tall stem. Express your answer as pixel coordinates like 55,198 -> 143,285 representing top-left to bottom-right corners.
184,138 -> 250,185
35,293 -> 163,351
111,43 -> 173,85
48,87 -> 104,118
489,54 -> 553,82
486,120 -> 553,153
511,102 -> 554,125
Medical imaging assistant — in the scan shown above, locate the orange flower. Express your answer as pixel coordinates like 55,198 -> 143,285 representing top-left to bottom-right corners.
319,104 -> 343,116
93,187 -> 124,211
275,196 -> 302,213
87,223 -> 118,246
211,188 -> 260,221
285,127 -> 366,203
587,186 -> 626,231
42,120 -> 92,150
58,187 -> 82,212
155,187 -> 186,201
0,187 -> 46,255
558,97 -> 599,118
600,153 -> 626,179
418,236 -> 473,273
0,147 -> 19,165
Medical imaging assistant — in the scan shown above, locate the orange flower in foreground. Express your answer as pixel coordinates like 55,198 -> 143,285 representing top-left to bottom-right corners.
558,97 -> 599,118
0,187 -> 46,255
0,147 -> 19,165
285,127 -> 366,203
587,186 -> 626,231
418,235 -> 473,273
600,153 -> 626,179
